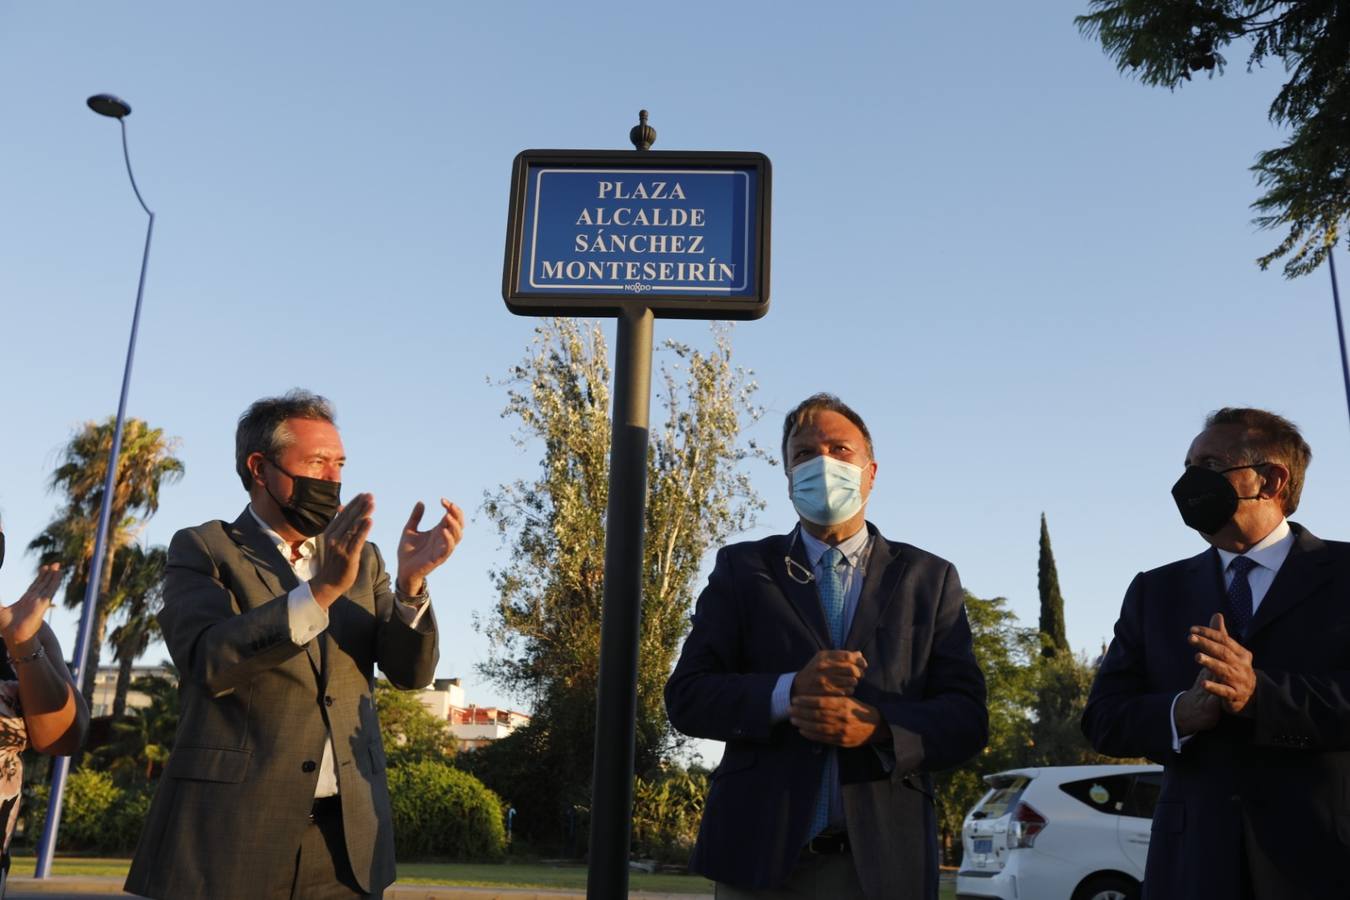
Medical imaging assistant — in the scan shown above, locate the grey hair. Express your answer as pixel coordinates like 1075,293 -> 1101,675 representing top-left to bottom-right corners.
234,389 -> 337,491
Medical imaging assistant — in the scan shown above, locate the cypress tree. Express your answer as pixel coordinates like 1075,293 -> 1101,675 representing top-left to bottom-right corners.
1038,513 -> 1070,657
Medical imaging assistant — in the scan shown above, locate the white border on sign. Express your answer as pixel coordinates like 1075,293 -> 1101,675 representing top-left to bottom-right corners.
526,168 -> 752,293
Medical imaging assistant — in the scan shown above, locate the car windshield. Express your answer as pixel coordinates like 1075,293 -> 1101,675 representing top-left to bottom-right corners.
974,776 -> 1030,819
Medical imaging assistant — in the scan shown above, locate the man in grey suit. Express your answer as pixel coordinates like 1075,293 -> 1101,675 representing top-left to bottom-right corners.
126,390 -> 464,900
665,393 -> 987,900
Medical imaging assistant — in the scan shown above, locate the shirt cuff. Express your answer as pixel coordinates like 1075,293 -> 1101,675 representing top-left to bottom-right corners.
289,582 -> 329,645
770,672 -> 795,723
1169,691 -> 1193,752
394,594 -> 432,631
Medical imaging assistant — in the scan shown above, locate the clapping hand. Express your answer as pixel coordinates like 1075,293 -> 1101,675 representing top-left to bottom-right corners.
1191,612 -> 1257,715
0,563 -> 63,653
396,499 -> 464,596
310,494 -> 375,608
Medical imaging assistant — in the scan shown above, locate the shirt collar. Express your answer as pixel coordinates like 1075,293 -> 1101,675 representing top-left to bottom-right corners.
248,504 -> 317,562
799,524 -> 871,570
1216,518 -> 1293,574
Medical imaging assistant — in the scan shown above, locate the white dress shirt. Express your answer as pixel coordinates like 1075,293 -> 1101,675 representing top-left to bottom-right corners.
1169,518 -> 1294,751
769,525 -> 872,828
248,506 -> 430,798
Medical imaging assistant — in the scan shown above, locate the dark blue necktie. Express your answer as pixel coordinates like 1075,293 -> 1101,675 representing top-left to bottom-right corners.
1226,555 -> 1258,639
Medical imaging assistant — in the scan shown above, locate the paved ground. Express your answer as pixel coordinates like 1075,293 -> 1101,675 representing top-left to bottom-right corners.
4,877 -> 712,899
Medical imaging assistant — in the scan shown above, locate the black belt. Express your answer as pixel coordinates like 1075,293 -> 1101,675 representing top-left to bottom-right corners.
309,795 -> 341,822
803,831 -> 850,856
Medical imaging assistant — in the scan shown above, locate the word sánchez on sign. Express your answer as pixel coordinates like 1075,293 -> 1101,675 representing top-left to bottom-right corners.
539,180 -> 737,288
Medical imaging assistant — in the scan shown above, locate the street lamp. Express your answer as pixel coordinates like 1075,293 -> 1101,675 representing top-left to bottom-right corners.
35,93 -> 156,879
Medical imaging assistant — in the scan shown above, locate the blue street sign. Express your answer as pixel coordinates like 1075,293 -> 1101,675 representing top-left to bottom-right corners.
503,150 -> 770,319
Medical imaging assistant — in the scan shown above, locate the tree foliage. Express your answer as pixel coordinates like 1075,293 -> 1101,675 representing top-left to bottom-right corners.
386,760 -> 506,860
28,417 -> 183,702
1077,0 -> 1350,276
106,544 -> 168,718
1037,513 -> 1070,657
373,679 -> 457,767
478,318 -> 764,847
90,666 -> 180,785
933,592 -> 1039,862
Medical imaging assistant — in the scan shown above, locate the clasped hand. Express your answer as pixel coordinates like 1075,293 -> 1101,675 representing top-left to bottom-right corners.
310,494 -> 464,609
787,649 -> 886,748
1174,611 -> 1257,737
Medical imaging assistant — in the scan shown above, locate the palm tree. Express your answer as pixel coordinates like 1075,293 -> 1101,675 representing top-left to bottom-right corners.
92,664 -> 179,784
107,544 -> 168,718
29,418 -> 183,705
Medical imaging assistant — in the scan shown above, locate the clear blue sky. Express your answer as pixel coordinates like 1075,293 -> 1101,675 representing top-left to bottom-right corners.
2,3 -> 1347,762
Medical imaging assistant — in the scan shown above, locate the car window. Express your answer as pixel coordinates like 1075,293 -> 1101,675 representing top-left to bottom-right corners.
1124,772 -> 1162,819
1058,774 -> 1136,815
973,776 -> 1030,819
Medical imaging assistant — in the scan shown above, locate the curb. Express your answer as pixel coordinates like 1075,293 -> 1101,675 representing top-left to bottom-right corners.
6,878 -> 712,900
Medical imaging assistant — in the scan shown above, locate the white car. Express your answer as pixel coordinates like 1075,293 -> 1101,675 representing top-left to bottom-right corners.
956,764 -> 1163,900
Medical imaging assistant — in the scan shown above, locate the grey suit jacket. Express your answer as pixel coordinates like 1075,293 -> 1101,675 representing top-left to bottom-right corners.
125,508 -> 438,900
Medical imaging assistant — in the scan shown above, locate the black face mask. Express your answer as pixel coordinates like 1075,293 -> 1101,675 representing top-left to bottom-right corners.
0,532 -> 5,571
1171,464 -> 1264,535
264,461 -> 341,537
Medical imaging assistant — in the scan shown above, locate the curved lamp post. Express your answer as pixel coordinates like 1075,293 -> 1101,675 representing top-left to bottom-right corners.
35,93 -> 156,879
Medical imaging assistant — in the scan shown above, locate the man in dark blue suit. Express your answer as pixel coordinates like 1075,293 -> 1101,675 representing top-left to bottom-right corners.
665,393 -> 987,899
1084,407 -> 1350,900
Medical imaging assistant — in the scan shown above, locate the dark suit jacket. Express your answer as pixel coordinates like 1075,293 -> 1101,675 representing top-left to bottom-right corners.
664,523 -> 987,900
1083,523 -> 1350,900
125,509 -> 439,900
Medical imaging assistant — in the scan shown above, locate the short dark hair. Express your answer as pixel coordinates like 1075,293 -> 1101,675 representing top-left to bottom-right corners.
1205,407 -> 1312,514
235,389 -> 337,491
781,393 -> 874,462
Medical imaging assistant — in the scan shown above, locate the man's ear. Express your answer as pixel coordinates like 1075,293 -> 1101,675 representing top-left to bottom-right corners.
1260,462 -> 1290,502
864,460 -> 878,493
247,452 -> 268,488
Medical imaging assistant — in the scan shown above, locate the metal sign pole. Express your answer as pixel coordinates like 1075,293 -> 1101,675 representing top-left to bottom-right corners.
1328,249 -> 1350,432
586,112 -> 658,900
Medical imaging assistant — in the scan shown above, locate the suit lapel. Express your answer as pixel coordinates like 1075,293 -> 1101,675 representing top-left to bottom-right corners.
228,508 -> 321,677
1181,547 -> 1226,628
766,528 -> 830,649
1246,524 -> 1333,641
844,528 -> 906,651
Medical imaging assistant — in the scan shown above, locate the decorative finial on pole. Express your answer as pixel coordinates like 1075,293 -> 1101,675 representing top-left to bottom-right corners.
629,109 -> 656,151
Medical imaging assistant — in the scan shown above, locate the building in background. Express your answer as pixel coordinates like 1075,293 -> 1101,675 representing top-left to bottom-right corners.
90,665 -> 176,718
416,678 -> 530,752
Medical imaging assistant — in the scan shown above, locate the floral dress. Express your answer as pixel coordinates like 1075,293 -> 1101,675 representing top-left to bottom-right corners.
0,674 -> 25,853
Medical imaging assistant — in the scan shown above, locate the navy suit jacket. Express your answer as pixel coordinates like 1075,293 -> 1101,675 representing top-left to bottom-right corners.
664,523 -> 987,899
1083,524 -> 1350,900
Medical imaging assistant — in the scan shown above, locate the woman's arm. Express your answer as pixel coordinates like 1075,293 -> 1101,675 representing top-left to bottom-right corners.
2,565 -> 90,756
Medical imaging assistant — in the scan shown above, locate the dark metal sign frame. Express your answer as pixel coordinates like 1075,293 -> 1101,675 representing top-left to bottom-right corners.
502,149 -> 771,320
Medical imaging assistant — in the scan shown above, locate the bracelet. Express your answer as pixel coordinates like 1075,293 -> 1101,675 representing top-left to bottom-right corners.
11,644 -> 45,665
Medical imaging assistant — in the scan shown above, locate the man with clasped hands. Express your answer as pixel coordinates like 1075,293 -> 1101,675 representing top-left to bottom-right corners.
665,393 -> 987,899
1084,407 -> 1350,900
126,390 -> 464,900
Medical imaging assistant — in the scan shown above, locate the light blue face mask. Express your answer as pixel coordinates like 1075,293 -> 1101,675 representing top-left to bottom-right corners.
789,455 -> 865,526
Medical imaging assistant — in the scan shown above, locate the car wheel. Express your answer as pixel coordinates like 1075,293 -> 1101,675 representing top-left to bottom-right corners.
1072,873 -> 1140,900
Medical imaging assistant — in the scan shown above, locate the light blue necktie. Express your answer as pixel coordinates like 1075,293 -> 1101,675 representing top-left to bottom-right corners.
808,547 -> 847,838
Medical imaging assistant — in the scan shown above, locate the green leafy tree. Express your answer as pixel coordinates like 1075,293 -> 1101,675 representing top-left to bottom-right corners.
386,760 -> 506,860
630,766 -> 708,863
478,318 -> 765,847
29,417 -> 183,703
1026,650 -> 1118,768
91,666 -> 180,784
373,679 -> 456,766
933,592 -> 1038,864
1037,513 -> 1070,658
1077,1 -> 1350,276
106,544 -> 168,718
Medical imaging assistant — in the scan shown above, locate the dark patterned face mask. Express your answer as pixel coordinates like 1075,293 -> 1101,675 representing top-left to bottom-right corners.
265,461 -> 342,537
1171,464 -> 1264,535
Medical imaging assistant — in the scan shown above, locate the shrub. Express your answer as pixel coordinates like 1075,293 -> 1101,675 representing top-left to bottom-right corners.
386,760 -> 505,860
28,767 -> 148,853
630,768 -> 707,864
